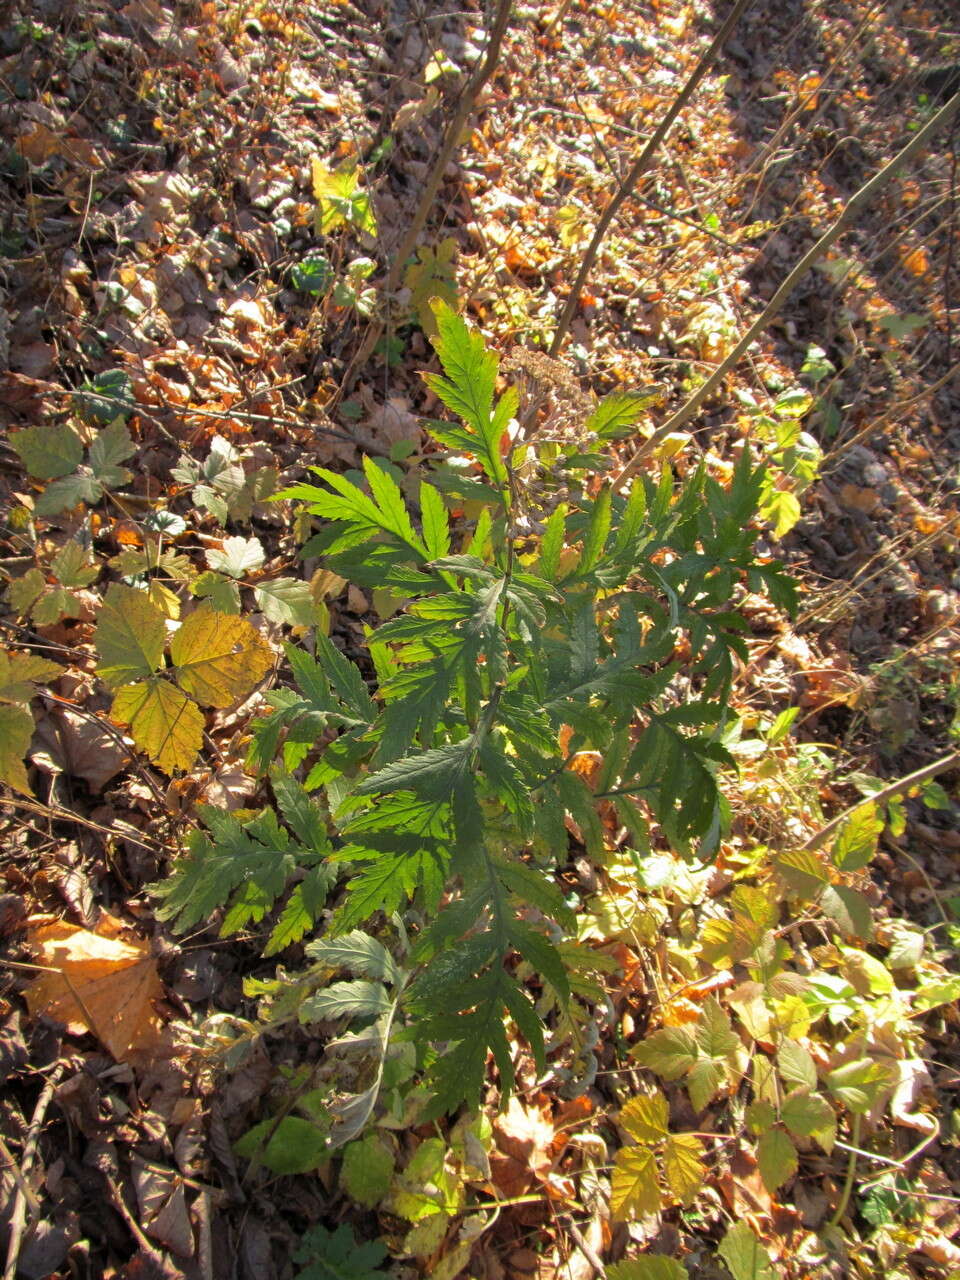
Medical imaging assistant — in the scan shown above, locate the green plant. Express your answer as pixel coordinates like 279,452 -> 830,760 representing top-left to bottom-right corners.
161,300 -> 795,1134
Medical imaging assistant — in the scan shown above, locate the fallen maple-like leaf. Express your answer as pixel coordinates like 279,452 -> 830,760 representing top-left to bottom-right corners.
25,914 -> 166,1060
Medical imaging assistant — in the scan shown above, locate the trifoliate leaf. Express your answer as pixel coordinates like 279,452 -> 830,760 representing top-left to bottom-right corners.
0,651 -> 61,703
620,1092 -> 669,1143
11,424 -> 83,479
662,1132 -> 705,1205
299,980 -> 392,1023
757,1127 -> 797,1192
253,577 -> 317,626
171,610 -> 272,707
608,1260 -> 687,1280
0,703 -> 34,793
718,1223 -> 776,1280
340,1133 -> 394,1208
111,679 -> 204,774
611,1144 -> 660,1221
205,535 -> 266,579
95,584 -> 166,689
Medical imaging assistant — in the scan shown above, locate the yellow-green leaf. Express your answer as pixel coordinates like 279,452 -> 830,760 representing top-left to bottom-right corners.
0,650 -> 61,704
620,1092 -> 669,1143
0,703 -> 35,792
773,847 -> 829,899
112,680 -> 203,774
95,584 -> 166,689
631,1025 -> 698,1080
718,1223 -> 776,1280
11,424 -> 83,479
661,1132 -> 704,1205
611,1145 -> 660,1221
171,611 -> 272,708
757,1127 -> 797,1192
608,1258 -> 687,1280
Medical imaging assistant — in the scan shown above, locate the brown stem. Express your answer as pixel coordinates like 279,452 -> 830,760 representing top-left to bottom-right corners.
800,749 -> 960,853
613,90 -> 960,492
3,1065 -> 64,1280
331,0 -> 515,405
548,0 -> 755,359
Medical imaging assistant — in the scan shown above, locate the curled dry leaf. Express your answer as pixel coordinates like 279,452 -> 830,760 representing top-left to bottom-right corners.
24,913 -> 166,1061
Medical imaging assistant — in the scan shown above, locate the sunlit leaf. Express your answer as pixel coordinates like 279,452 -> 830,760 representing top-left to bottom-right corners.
611,1145 -> 659,1220
95,584 -> 166,689
112,679 -> 203,774
757,1127 -> 797,1192
171,610 -> 272,707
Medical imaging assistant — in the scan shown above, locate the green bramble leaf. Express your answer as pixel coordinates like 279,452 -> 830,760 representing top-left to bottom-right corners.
235,1116 -> 329,1176
294,1224 -> 387,1280
757,1127 -> 797,1192
10,424 -> 84,479
718,1223 -> 776,1280
607,1259 -> 688,1280
0,703 -> 36,794
340,1133 -> 395,1208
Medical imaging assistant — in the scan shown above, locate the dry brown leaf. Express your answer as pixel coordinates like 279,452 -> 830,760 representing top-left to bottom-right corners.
25,913 -> 166,1060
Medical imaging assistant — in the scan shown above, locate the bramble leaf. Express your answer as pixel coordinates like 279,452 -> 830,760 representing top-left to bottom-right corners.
11,424 -> 84,479
112,679 -> 203,774
171,609 -> 272,707
0,703 -> 35,793
95,584 -> 166,689
718,1223 -> 776,1280
611,1145 -> 659,1220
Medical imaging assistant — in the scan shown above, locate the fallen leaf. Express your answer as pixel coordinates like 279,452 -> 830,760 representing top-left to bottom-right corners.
25,914 -> 166,1060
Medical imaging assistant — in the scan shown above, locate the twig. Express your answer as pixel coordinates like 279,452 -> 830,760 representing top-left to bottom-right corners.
563,1216 -> 606,1279
331,0 -> 515,403
612,90 -> 960,492
799,749 -> 960,853
3,1064 -> 64,1280
548,0 -> 755,358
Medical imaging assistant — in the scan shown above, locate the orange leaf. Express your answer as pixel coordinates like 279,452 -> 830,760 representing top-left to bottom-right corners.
25,914 -> 166,1060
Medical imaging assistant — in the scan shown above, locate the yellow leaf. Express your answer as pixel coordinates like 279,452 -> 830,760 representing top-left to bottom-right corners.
611,1145 -> 660,1220
171,610 -> 272,708
112,679 -> 204,774
146,579 -> 181,620
0,703 -> 34,793
620,1092 -> 669,1143
95,584 -> 166,689
662,1132 -> 704,1205
25,915 -> 165,1060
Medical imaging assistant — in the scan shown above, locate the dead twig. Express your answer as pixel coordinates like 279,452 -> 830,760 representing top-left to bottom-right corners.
3,1063 -> 65,1280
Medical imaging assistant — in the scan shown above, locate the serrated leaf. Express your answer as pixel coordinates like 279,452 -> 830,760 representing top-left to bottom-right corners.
95,584 -> 166,689
205,535 -> 265,579
745,1100 -> 777,1134
235,1116 -> 329,1176
340,1133 -> 394,1208
607,1259 -> 687,1280
171,610 -> 272,707
192,571 -> 241,613
718,1222 -> 776,1280
826,1058 -> 895,1114
265,868 -> 331,957
356,741 -> 472,799
780,1089 -> 835,1149
112,679 -> 203,773
88,419 -> 135,486
912,975 -> 960,1012
51,541 -> 99,588
631,1026 -> 698,1080
36,472 -> 104,515
696,997 -> 740,1060
757,1127 -> 797,1192
6,570 -> 46,618
611,1144 -> 660,1221
11,424 -> 84,479
253,577 -> 317,626
620,1092 -> 669,1142
687,1058 -> 726,1113
0,703 -> 35,793
306,931 -> 400,986
662,1132 -> 704,1205
773,847 -> 829,899
776,1039 -> 817,1090
831,803 -> 882,872
420,481 -> 451,559
585,388 -> 666,440
821,884 -> 873,940
299,980 -> 392,1022
0,651 -> 61,704
294,1223 -> 387,1280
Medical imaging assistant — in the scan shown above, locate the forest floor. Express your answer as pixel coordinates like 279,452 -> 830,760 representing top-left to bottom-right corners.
1,0 -> 960,1278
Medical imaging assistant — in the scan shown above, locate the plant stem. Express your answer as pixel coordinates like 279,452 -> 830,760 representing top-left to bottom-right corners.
332,0 -> 514,404
613,90 -> 960,492
548,0 -> 755,359
800,748 -> 960,852
829,1112 -> 862,1229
